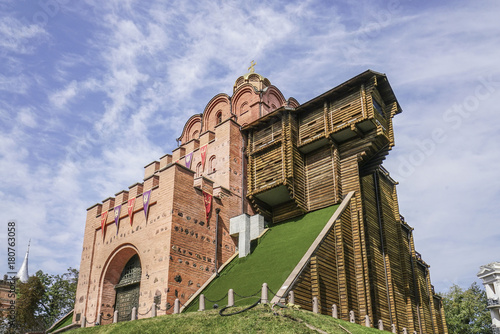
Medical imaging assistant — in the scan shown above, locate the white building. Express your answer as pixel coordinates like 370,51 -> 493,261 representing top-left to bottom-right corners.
477,262 -> 500,332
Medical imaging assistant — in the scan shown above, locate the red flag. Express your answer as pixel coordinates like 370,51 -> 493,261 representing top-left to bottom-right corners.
128,197 -> 136,226
200,144 -> 207,171
203,191 -> 212,222
100,210 -> 108,238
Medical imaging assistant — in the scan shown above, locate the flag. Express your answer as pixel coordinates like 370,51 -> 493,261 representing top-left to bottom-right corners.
114,205 -> 121,234
203,191 -> 212,222
185,152 -> 193,169
143,190 -> 151,221
200,144 -> 207,170
100,210 -> 108,238
128,197 -> 136,226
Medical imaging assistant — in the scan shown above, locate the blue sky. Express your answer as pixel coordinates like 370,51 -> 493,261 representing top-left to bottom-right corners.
1,0 -> 499,293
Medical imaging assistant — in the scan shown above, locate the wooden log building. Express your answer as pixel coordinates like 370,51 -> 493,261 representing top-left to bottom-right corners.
242,70 -> 446,333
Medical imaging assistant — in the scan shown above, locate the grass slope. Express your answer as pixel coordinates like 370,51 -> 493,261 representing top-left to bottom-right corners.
47,311 -> 74,332
184,204 -> 340,312
68,305 -> 383,334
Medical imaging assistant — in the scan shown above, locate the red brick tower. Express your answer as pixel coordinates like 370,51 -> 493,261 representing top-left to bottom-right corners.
73,70 -> 297,325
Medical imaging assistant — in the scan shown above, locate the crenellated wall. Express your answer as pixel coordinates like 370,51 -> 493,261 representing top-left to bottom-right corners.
74,70 -> 295,326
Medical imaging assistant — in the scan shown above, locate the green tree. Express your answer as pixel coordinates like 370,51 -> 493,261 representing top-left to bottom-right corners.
9,268 -> 78,332
441,282 -> 493,334
36,267 -> 78,328
15,275 -> 46,332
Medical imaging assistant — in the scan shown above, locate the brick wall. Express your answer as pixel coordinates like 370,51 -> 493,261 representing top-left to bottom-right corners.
74,73 -> 291,326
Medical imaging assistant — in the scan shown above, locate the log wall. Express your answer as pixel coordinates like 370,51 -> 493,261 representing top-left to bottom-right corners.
291,200 -> 356,319
305,146 -> 336,211
293,263 -> 313,312
361,174 -> 392,327
243,71 -> 447,333
329,89 -> 364,132
252,120 -> 282,151
299,106 -> 325,145
252,144 -> 283,191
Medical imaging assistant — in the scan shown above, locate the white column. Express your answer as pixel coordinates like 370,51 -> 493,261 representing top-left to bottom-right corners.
199,294 -> 205,311
332,304 -> 338,318
228,289 -> 234,307
131,307 -> 137,320
261,283 -> 268,304
174,299 -> 180,314
288,291 -> 294,305
151,303 -> 157,317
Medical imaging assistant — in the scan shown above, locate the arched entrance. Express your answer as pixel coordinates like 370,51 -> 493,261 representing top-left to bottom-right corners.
114,254 -> 141,322
98,245 -> 142,325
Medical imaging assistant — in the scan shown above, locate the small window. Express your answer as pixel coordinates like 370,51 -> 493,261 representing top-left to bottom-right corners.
191,130 -> 199,140
196,162 -> 202,177
373,99 -> 384,116
216,112 -> 222,125
208,155 -> 216,173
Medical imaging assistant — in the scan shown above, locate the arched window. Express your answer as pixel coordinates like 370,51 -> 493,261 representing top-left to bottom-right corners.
196,162 -> 202,177
209,155 -> 216,173
191,130 -> 199,140
216,111 -> 222,125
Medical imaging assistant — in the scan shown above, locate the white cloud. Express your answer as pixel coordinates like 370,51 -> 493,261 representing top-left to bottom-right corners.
1,0 -> 500,290
0,16 -> 47,55
17,108 -> 38,128
49,80 -> 79,109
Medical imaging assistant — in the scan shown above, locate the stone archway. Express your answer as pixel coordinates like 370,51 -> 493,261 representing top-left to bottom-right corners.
99,245 -> 141,325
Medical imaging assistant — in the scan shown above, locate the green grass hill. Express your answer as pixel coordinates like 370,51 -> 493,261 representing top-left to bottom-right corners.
185,204 -> 340,312
68,304 -> 384,334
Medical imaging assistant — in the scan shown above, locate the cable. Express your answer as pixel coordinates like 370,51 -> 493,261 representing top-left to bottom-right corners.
233,289 -> 261,299
138,306 -> 152,316
219,298 -> 261,316
204,293 -> 228,303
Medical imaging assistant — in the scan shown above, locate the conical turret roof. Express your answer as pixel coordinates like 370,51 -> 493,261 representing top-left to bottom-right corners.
16,240 -> 30,283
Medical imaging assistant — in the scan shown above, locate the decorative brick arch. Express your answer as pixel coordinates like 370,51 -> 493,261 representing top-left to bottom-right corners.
232,85 -> 257,124
287,97 -> 300,108
263,86 -> 287,114
98,244 -> 141,324
202,94 -> 230,132
232,85 -> 254,109
178,114 -> 202,145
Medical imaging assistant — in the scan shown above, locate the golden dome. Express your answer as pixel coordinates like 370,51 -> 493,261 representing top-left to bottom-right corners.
233,61 -> 271,93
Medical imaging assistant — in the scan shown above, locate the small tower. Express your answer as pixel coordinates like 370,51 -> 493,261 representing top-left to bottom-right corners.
16,240 -> 30,283
477,262 -> 500,331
